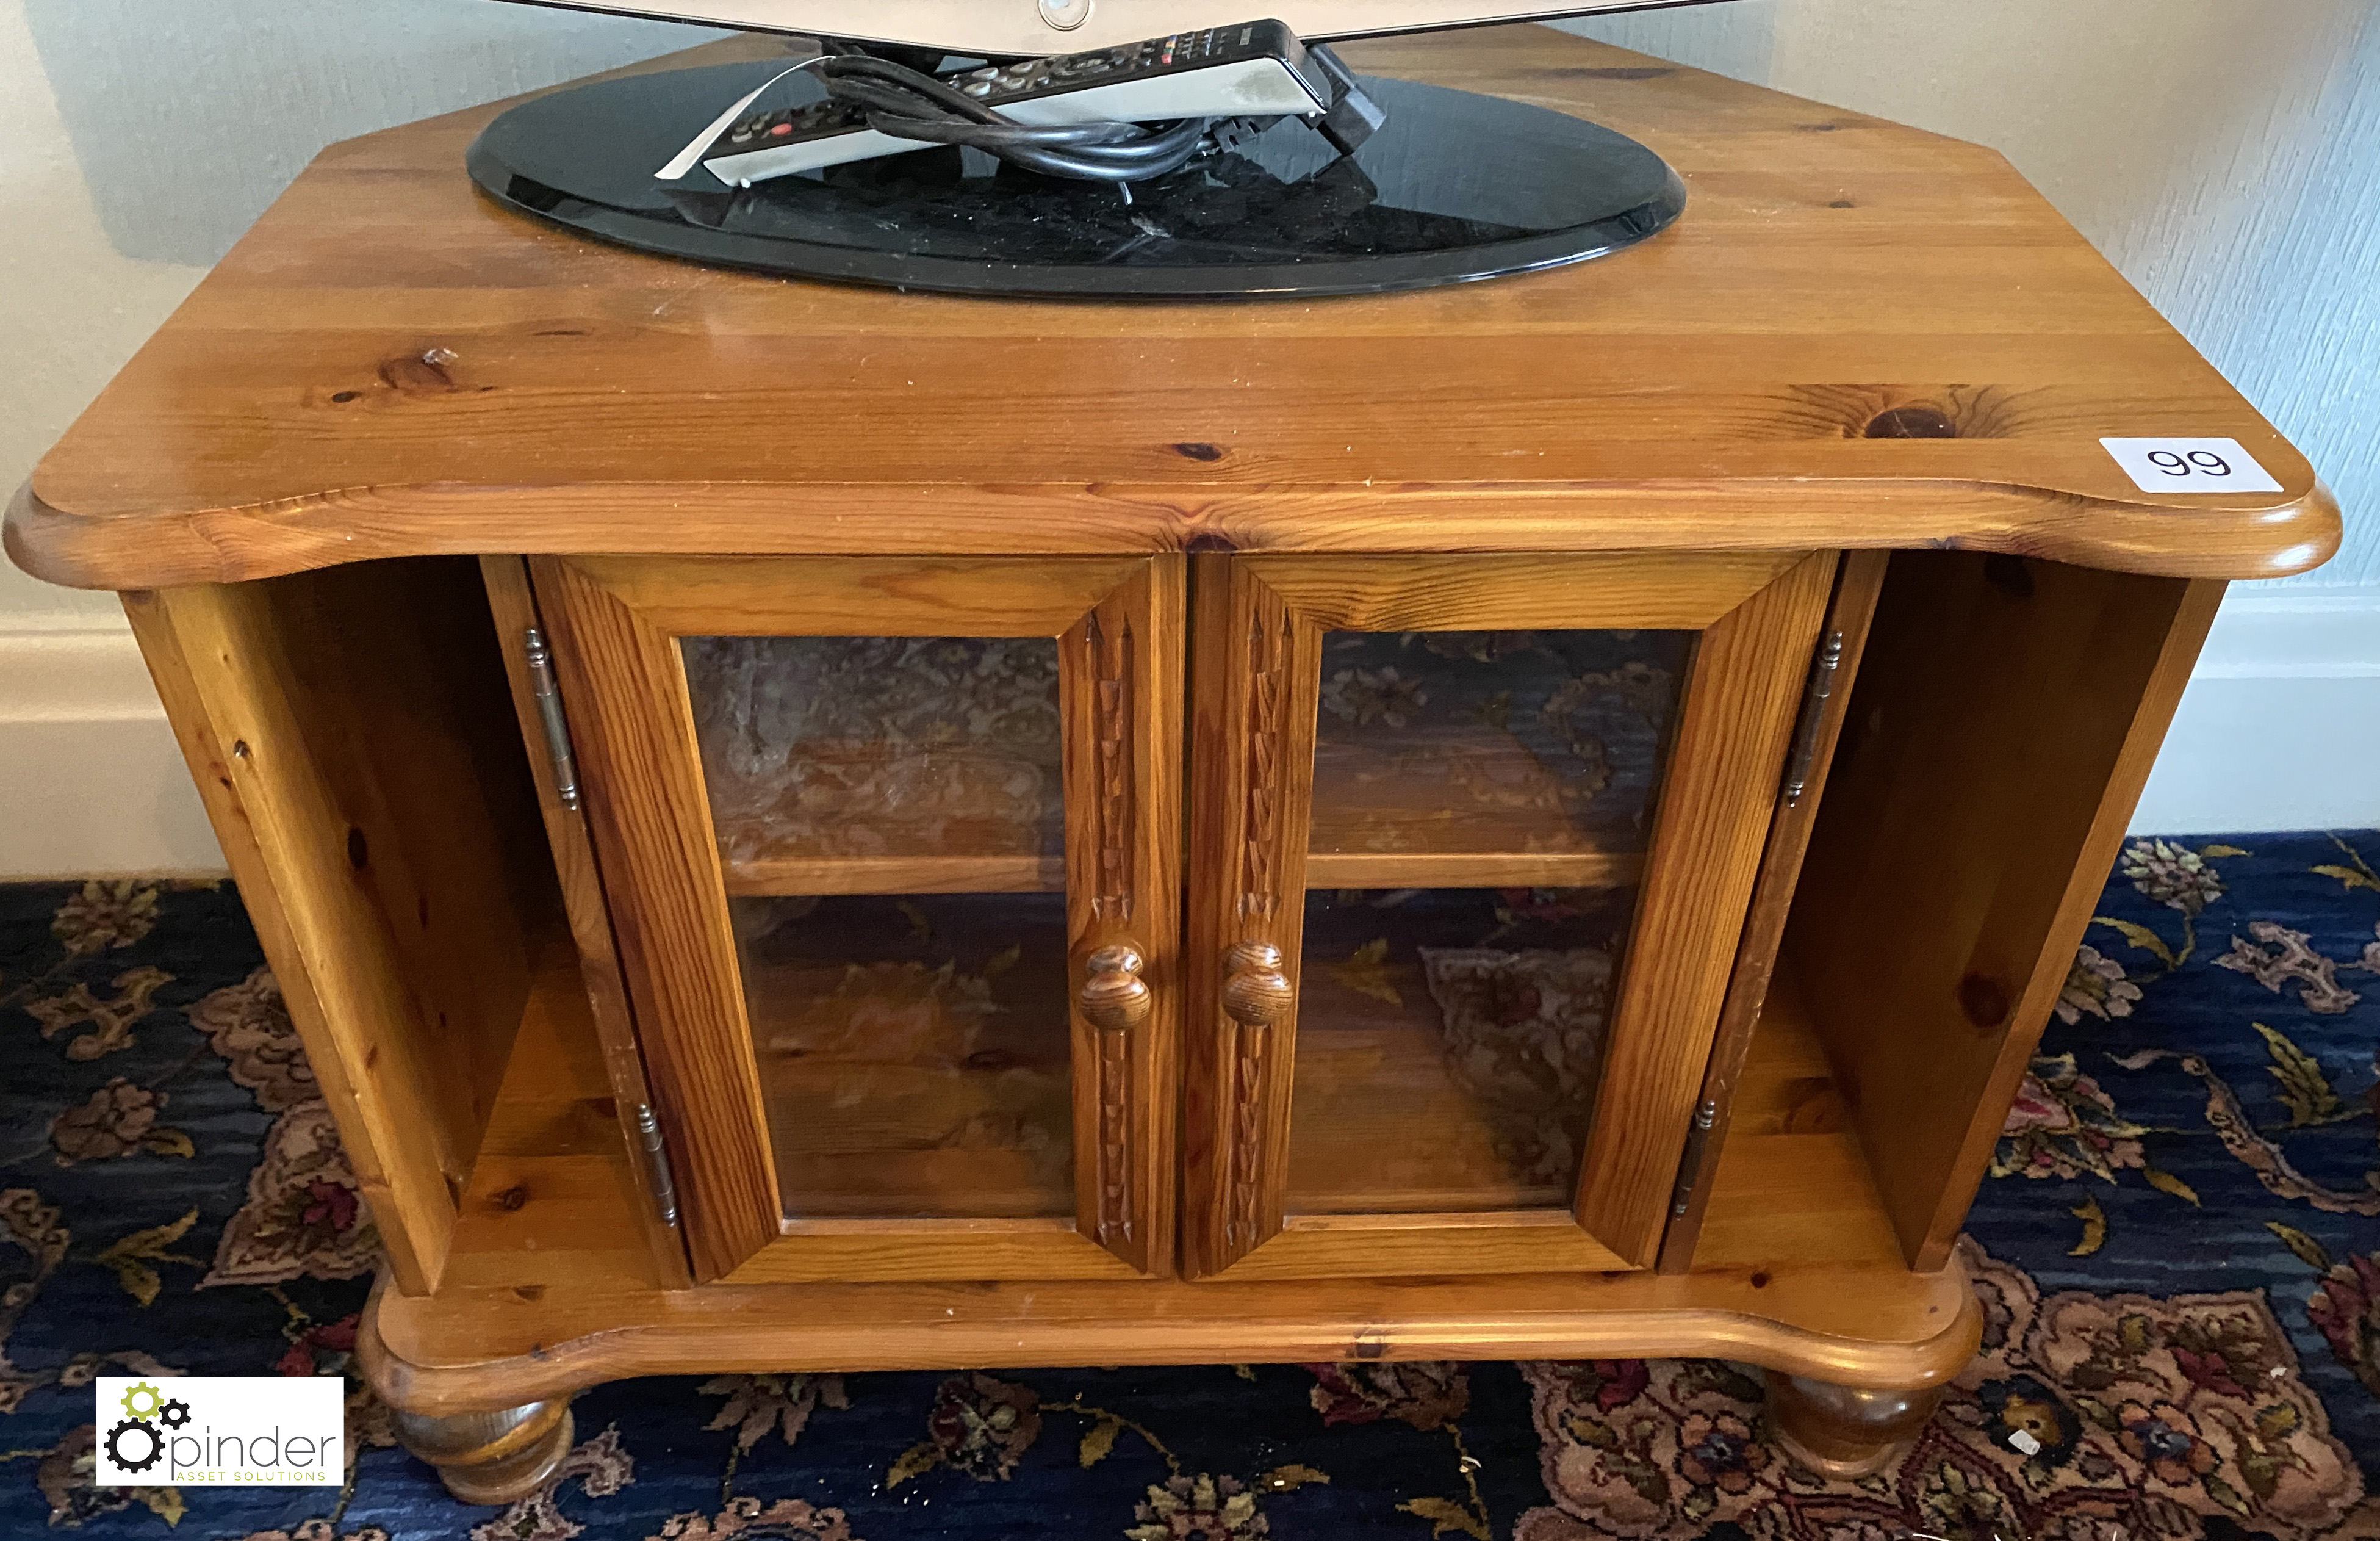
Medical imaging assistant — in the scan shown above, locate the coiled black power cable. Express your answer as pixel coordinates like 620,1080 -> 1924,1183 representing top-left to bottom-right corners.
815,52 -> 1213,182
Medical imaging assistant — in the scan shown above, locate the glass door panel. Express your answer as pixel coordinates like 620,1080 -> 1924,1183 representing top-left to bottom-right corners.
1287,884 -> 1638,1214
683,635 -> 1074,1224
1291,629 -> 1687,1219
730,891 -> 1074,1220
1309,629 -> 1691,870
685,635 -> 1065,893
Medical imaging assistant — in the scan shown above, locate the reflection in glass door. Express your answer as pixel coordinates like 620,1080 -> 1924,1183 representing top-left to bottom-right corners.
1289,630 -> 1690,1217
685,637 -> 1076,1222
1307,629 -> 1688,867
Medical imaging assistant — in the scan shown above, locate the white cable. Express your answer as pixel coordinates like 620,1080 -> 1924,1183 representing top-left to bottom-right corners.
655,54 -> 830,181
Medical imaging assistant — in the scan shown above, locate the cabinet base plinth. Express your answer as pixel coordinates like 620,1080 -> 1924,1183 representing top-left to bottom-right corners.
1764,1371 -> 1944,1479
357,1257 -> 1984,1423
389,1399 -> 576,1506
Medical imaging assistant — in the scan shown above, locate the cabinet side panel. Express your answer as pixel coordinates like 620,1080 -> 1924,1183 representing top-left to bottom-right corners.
124,558 -> 550,1294
1782,553 -> 2222,1271
284,561 -> 551,1162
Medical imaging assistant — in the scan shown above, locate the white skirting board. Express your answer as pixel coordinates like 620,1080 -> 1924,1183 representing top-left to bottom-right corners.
0,619 -> 224,879
0,589 -> 2373,879
2130,588 -> 2380,836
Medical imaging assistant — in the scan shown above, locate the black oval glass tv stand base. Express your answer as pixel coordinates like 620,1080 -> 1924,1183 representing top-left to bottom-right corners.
467,60 -> 1687,300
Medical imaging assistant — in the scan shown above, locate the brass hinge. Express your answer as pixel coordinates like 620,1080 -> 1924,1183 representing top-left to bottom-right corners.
1670,1099 -> 1719,1218
1780,629 -> 1846,809
523,627 -> 582,812
632,1103 -> 680,1230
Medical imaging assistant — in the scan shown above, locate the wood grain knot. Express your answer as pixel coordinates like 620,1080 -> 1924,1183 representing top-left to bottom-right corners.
489,1183 -> 530,1212
1955,972 -> 2011,1030
1781,1077 -> 1847,1133
1797,121 -> 1843,132
1828,199 -> 1857,209
1864,405 -> 1957,439
1794,384 -> 2019,442
379,347 -> 461,393
1173,442 -> 1226,461
330,390 -> 361,403
1185,531 -> 1239,553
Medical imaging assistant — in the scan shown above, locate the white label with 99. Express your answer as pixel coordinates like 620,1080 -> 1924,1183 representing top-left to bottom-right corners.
2101,438 -> 2283,494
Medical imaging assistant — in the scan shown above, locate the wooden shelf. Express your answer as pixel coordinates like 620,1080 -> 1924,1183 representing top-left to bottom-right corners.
721,853 -> 1064,897
1304,849 -> 1644,892
367,940 -> 1971,1413
1691,972 -> 1906,1270
1304,654 -> 1672,886
1285,953 -> 1594,1214
740,933 -> 1076,1221
724,850 -> 1639,897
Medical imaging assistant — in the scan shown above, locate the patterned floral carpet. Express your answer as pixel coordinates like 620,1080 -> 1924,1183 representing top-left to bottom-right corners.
4,831 -> 2379,1540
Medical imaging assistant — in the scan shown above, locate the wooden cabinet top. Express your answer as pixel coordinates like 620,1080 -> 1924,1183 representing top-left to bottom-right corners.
7,28 -> 2337,591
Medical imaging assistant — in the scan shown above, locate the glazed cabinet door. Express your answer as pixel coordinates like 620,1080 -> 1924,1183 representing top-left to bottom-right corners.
1182,551 -> 1837,1279
532,555 -> 1182,1285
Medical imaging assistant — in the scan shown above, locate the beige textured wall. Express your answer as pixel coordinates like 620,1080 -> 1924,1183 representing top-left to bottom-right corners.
0,0 -> 203,625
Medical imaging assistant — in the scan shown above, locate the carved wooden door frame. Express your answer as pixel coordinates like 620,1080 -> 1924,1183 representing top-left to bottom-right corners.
1181,551 -> 1839,1279
531,554 -> 1183,1285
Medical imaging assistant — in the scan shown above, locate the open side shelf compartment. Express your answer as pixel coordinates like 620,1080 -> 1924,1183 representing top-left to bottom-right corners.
1757,550 -> 2222,1276
1690,975 -> 1902,1272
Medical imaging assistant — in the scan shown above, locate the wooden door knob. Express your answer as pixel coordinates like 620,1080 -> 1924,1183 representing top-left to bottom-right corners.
1079,944 -> 1152,1031
1221,940 -> 1293,1028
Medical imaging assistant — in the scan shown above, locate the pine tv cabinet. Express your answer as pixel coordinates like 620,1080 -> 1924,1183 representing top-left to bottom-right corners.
5,26 -> 2335,1501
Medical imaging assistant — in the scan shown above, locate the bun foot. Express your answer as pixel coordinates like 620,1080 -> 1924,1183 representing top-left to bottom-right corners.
1764,1371 -> 1942,1480
390,1399 -> 575,1505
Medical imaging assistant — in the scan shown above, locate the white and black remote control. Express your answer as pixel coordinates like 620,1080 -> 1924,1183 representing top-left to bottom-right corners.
694,21 -> 1333,186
